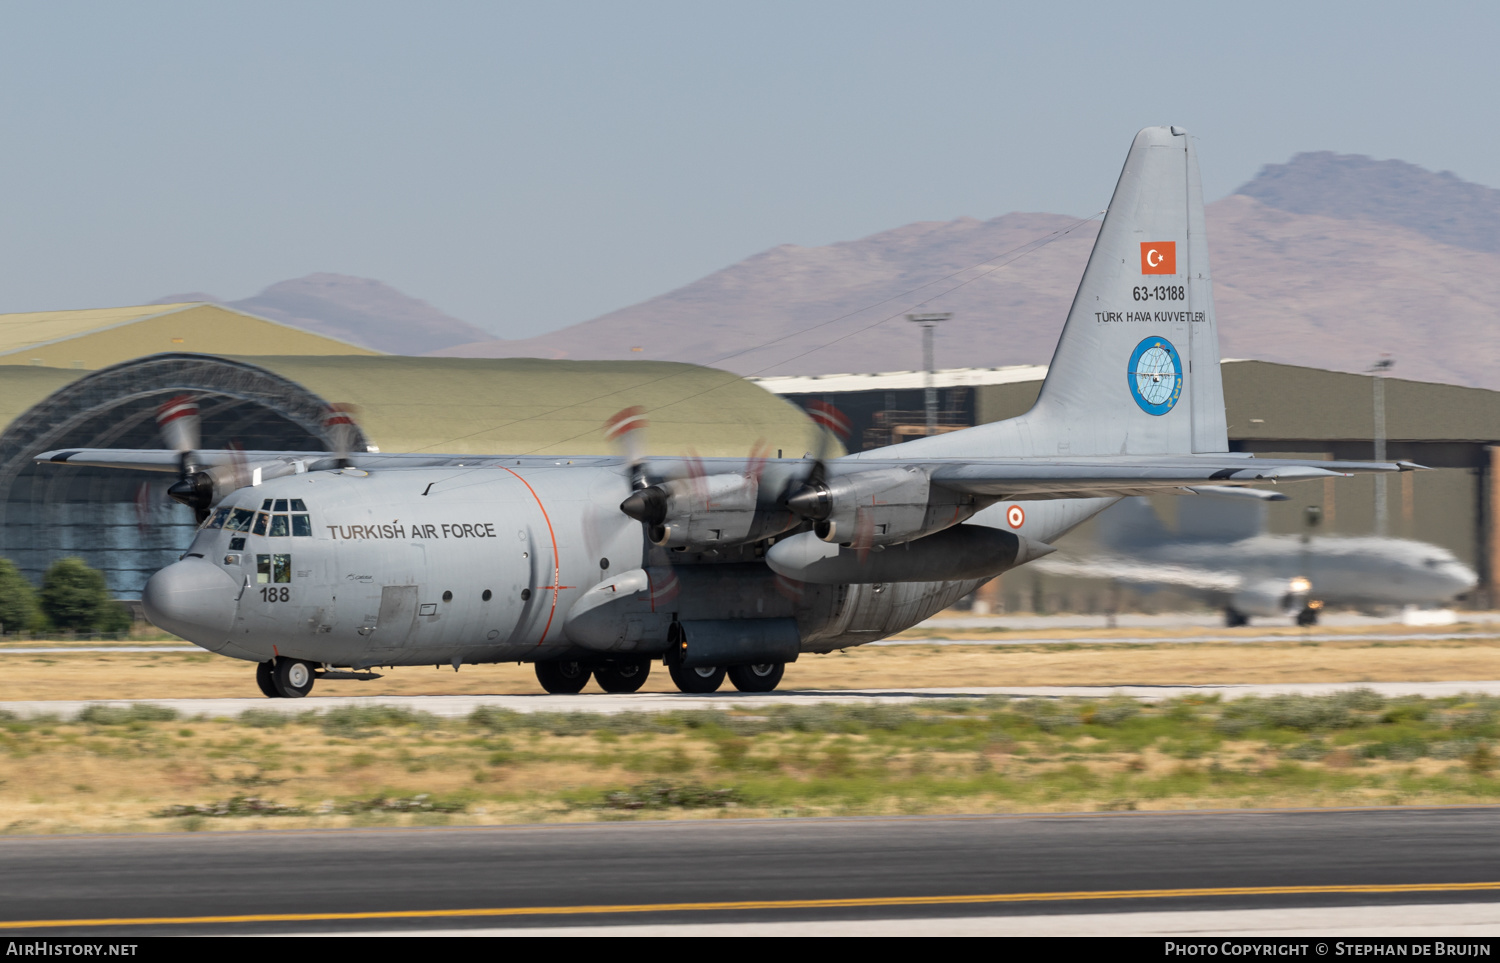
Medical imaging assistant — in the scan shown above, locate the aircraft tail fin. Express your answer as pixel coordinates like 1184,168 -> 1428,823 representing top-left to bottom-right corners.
883,126 -> 1228,460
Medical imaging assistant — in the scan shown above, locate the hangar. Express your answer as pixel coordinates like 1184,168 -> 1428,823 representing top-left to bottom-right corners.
0,305 -> 826,598
754,362 -> 1500,609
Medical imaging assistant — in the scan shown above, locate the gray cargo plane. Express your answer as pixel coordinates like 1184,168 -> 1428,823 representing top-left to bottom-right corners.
1035,490 -> 1476,626
38,126 -> 1410,697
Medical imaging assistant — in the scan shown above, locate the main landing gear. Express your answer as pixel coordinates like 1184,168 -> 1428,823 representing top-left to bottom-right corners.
533,658 -> 788,694
666,662 -> 786,693
534,658 -> 653,695
255,658 -> 316,698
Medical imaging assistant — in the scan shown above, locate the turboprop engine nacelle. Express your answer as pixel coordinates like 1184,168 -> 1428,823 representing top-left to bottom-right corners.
620,473 -> 797,550
785,466 -> 977,547
1230,576 -> 1312,618
765,524 -> 1054,585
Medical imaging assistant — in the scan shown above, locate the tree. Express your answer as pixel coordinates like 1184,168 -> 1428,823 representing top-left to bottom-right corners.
40,557 -> 130,634
0,558 -> 41,635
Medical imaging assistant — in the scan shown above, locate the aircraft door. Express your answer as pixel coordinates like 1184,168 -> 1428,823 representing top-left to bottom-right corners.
372,585 -> 419,650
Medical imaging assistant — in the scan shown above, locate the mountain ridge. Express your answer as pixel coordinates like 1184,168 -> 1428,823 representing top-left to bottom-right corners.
153,273 -> 492,355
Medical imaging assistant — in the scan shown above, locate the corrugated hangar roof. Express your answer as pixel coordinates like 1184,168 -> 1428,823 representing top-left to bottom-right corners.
0,354 -> 831,461
241,355 -> 829,459
0,302 -> 377,370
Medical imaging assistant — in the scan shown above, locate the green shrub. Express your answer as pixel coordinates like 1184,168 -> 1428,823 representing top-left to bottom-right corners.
1215,692 -> 1379,735
39,557 -> 130,633
0,558 -> 42,634
318,704 -> 436,737
77,703 -> 178,725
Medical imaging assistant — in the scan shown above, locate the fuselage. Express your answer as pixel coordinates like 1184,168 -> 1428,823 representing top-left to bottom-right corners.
143,464 -> 1105,669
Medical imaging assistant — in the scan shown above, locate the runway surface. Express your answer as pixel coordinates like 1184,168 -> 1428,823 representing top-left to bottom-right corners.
6,680 -> 1500,720
3,808 -> 1500,935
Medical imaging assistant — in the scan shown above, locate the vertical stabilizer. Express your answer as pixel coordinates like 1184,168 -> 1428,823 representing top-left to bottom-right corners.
880,126 -> 1228,460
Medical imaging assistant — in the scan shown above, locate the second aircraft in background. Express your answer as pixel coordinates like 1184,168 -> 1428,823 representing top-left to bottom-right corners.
1035,489 -> 1477,626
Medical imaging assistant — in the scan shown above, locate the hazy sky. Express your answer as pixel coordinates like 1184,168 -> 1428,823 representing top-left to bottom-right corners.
2,1 -> 1497,339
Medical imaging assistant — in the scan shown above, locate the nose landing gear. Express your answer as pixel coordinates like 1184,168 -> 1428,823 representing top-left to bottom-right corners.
255,658 -> 317,698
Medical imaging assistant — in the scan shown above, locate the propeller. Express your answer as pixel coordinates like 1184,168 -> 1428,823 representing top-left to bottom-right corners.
604,407 -> 649,486
609,407 -> 668,527
158,394 -> 215,522
780,399 -> 848,525
323,404 -> 360,468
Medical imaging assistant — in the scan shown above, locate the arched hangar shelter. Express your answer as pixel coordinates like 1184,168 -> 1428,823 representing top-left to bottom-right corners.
0,353 -> 827,598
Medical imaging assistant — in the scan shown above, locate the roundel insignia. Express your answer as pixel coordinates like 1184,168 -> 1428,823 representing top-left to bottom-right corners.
1127,336 -> 1184,416
1006,505 -> 1025,529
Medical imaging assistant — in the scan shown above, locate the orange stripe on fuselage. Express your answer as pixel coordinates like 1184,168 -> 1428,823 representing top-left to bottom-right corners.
499,467 -> 562,645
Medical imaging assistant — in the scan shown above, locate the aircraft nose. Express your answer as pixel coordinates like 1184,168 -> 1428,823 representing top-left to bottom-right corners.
1447,562 -> 1480,596
142,558 -> 240,642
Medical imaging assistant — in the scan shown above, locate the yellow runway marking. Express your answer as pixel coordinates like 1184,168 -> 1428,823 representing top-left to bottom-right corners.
5,881 -> 1500,929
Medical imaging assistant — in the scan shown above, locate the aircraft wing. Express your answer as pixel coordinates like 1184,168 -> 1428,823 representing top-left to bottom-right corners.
34,449 -> 599,472
36,448 -> 1411,502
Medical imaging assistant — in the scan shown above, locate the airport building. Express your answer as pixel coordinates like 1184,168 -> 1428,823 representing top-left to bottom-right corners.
0,304 -> 825,597
753,363 -> 1500,610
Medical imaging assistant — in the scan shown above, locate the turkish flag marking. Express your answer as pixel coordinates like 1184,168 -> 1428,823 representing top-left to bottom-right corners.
1140,241 -> 1177,275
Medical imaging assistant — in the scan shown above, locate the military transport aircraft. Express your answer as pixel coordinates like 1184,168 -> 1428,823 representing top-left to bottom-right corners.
37,126 -> 1413,697
1034,490 -> 1476,626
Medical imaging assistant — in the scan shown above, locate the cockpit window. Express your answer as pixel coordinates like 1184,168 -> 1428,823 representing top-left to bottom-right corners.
252,512 -> 269,536
291,499 -> 307,512
292,514 -> 312,536
261,499 -> 273,511
225,508 -> 256,532
273,499 -> 288,512
269,514 -> 290,537
202,507 -> 231,530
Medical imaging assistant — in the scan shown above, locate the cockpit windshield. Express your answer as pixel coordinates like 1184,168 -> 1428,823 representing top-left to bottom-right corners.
225,508 -> 256,532
202,499 -> 312,536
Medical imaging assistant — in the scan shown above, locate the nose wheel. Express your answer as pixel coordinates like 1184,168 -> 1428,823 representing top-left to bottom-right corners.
256,658 -> 316,698
255,661 -> 278,698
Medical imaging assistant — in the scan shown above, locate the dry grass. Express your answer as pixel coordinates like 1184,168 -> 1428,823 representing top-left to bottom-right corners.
2,633 -> 1500,701
3,694 -> 1500,835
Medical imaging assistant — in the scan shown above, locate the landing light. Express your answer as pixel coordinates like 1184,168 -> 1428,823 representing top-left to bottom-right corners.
1288,577 -> 1312,593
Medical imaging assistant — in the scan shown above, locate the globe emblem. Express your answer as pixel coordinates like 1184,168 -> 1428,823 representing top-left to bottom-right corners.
1133,345 -> 1176,405
1126,336 -> 1183,415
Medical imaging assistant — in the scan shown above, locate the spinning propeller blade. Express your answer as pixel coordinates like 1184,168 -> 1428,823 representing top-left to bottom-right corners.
323,404 -> 360,468
157,395 -> 213,522
781,400 -> 848,520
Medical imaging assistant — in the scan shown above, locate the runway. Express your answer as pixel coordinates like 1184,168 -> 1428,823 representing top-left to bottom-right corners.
6,680 -> 1500,720
3,809 -> 1500,935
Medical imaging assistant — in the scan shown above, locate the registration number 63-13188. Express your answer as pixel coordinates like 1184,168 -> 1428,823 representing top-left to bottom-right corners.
260,586 -> 291,602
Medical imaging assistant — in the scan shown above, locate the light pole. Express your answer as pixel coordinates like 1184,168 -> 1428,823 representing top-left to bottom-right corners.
1371,355 -> 1394,536
906,313 -> 951,435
